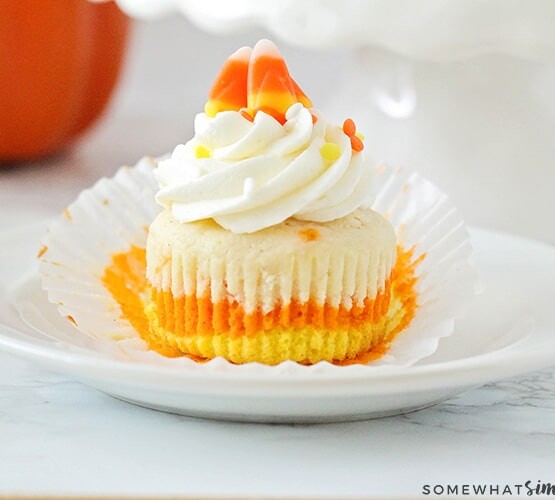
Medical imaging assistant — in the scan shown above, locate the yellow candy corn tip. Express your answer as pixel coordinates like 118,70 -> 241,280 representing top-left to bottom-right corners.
204,101 -> 219,118
194,145 -> 211,159
320,142 -> 341,162
356,132 -> 365,141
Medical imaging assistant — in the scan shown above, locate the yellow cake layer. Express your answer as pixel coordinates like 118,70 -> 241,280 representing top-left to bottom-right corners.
144,293 -> 406,365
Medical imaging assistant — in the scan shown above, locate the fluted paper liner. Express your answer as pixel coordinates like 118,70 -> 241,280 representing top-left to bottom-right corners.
35,157 -> 477,370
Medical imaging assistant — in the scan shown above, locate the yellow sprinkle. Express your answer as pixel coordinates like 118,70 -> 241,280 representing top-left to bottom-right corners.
320,142 -> 341,162
204,101 -> 218,118
195,145 -> 211,159
356,132 -> 365,140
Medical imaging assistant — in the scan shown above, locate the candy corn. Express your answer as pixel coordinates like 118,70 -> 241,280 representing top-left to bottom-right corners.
204,39 -> 313,124
204,46 -> 251,117
247,40 -> 313,123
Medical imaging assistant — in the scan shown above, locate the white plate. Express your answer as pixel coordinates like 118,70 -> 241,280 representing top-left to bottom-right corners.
0,221 -> 554,423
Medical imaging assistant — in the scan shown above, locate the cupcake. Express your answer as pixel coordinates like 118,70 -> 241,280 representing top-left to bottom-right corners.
139,39 -> 410,365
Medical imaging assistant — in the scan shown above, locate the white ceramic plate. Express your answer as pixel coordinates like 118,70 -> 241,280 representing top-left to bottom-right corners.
0,221 -> 554,423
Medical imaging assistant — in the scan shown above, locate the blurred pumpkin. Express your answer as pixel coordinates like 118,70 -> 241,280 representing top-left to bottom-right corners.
0,0 -> 130,162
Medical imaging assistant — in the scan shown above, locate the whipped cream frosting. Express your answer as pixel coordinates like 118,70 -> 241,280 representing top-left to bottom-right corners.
155,103 -> 373,234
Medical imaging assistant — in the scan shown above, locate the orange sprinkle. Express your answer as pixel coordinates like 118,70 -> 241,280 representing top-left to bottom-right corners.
311,113 -> 318,124
342,118 -> 364,152
298,228 -> 320,242
343,118 -> 356,136
37,245 -> 48,258
350,135 -> 364,152
66,315 -> 77,327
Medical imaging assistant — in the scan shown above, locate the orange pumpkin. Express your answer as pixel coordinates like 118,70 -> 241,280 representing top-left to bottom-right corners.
0,0 -> 130,162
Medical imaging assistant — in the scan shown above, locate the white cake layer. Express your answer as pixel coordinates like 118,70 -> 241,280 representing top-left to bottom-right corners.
146,208 -> 396,313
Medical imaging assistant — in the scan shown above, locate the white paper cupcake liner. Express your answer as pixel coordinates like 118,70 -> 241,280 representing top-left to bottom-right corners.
37,157 -> 477,371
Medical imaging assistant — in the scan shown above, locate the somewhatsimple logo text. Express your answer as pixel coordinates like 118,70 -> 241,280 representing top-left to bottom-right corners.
422,481 -> 555,496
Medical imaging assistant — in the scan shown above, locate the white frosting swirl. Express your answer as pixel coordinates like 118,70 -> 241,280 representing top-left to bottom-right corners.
155,103 -> 373,233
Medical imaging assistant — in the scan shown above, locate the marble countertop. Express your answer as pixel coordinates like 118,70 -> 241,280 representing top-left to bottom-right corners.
0,349 -> 553,497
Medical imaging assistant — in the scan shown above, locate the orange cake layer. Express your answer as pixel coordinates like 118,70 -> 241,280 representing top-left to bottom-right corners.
150,280 -> 391,338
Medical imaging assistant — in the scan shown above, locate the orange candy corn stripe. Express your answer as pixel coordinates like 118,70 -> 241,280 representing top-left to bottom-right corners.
204,46 -> 251,117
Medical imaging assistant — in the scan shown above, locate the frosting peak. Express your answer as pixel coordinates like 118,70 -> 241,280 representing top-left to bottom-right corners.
156,40 -> 372,234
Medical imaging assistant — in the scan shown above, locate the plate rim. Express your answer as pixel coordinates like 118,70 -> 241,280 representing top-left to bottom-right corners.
0,319 -> 554,397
